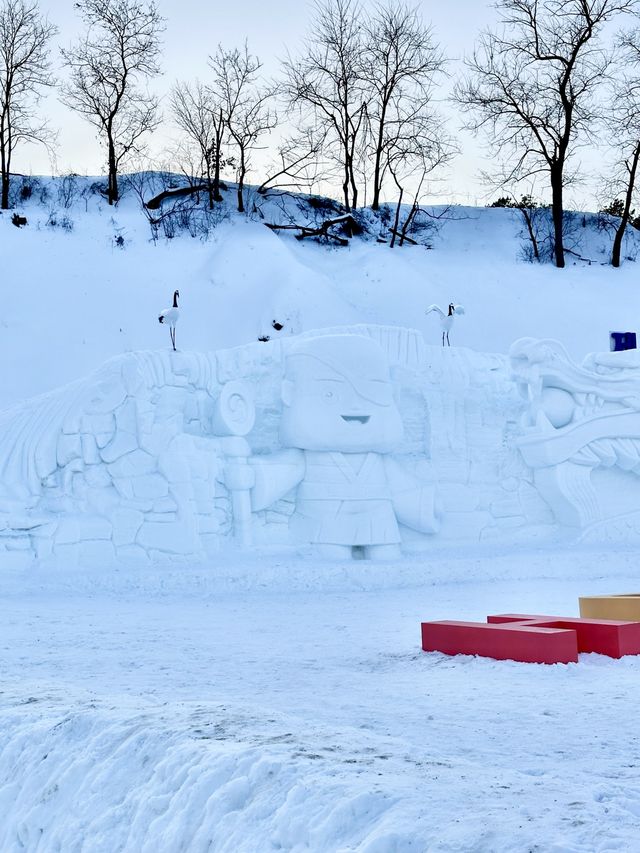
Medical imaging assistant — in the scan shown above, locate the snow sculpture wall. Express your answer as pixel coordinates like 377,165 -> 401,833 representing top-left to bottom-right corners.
0,351 -> 253,567
0,325 -> 576,568
511,337 -> 640,540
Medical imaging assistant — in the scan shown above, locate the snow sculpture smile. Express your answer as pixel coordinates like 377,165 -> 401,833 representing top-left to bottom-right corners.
510,337 -> 640,531
247,334 -> 440,559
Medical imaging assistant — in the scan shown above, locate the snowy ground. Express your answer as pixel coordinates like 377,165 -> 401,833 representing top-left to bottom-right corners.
2,547 -> 640,852
3,180 -> 640,851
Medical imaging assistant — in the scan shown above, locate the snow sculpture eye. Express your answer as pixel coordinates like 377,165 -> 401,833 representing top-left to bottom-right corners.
539,386 -> 574,429
326,391 -> 334,398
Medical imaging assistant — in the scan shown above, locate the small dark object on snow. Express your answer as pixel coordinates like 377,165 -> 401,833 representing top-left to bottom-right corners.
114,235 -> 125,248
610,331 -> 637,352
272,320 -> 284,331
12,214 -> 27,227
308,195 -> 343,214
258,335 -> 270,342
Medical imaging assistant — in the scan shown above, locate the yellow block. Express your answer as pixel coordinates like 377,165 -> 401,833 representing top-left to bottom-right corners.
579,594 -> 640,621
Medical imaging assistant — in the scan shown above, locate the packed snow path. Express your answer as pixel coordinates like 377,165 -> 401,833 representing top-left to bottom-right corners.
1,551 -> 640,852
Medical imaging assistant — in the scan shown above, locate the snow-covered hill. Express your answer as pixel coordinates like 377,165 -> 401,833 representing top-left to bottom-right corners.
2,175 -> 640,409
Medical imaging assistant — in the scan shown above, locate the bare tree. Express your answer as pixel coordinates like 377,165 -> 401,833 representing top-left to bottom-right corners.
60,0 -> 163,205
456,0 -> 637,268
171,80 -> 225,208
0,0 -> 56,209
257,127 -> 327,195
211,43 -> 276,212
363,2 -> 446,211
490,191 -> 545,260
385,114 -> 451,246
604,29 -> 640,266
282,0 -> 366,210
164,137 -> 208,194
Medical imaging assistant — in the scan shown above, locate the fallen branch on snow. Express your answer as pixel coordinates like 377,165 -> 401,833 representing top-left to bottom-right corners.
145,183 -> 227,210
265,215 -> 360,246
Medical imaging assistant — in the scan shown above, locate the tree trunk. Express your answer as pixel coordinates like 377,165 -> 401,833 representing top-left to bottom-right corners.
346,127 -> 358,210
612,142 -> 640,268
213,150 -> 222,202
521,207 -> 540,261
1,171 -> 8,210
107,136 -> 118,205
349,163 -> 358,210
371,142 -> 383,211
371,106 -> 387,211
237,146 -> 245,213
399,203 -> 418,246
342,158 -> 351,211
206,160 -> 214,210
390,186 -> 403,248
550,168 -> 564,268
213,110 -> 224,203
1,136 -> 9,209
347,132 -> 358,209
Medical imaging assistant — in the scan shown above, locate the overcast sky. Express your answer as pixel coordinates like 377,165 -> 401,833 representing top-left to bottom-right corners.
18,1 -> 601,207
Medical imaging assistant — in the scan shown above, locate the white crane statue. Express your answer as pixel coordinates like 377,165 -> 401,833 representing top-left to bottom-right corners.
425,302 -> 465,347
158,290 -> 180,351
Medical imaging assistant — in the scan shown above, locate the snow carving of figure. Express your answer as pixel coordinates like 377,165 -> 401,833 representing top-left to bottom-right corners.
248,334 -> 440,559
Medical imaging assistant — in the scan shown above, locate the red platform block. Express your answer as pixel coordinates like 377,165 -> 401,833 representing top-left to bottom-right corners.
487,614 -> 640,659
421,620 -> 579,664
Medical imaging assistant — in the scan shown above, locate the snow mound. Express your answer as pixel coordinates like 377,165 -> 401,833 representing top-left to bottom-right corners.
0,703 -> 426,853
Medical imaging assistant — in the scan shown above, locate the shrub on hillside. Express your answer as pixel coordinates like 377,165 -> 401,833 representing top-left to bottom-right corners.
599,198 -> 640,231
57,173 -> 80,209
8,176 -> 48,207
45,209 -> 74,232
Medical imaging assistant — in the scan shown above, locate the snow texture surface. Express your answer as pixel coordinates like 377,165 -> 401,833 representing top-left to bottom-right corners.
1,558 -> 640,852
3,183 -> 640,851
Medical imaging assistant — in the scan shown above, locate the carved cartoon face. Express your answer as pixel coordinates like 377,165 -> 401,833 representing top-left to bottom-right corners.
279,335 -> 404,452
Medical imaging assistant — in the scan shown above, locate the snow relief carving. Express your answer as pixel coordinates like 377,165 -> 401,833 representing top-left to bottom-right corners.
11,324 -> 631,565
511,337 -> 640,532
0,351 -> 252,566
0,327 -> 442,566
242,334 -> 440,559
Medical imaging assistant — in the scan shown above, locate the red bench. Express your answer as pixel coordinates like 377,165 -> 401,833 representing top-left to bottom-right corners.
421,613 -> 640,664
421,620 -> 578,664
486,614 -> 640,659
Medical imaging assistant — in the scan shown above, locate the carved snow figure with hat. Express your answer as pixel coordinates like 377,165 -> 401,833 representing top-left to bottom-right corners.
248,334 -> 440,559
